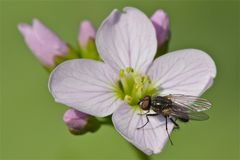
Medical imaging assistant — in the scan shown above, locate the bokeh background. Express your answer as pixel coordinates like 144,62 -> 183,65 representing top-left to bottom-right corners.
1,0 -> 239,159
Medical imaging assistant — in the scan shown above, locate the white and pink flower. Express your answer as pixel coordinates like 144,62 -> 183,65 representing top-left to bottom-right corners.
48,7 -> 216,154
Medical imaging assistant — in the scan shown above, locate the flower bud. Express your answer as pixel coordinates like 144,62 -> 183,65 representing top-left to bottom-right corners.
63,109 -> 89,135
151,10 -> 170,47
78,21 -> 96,48
18,19 -> 68,68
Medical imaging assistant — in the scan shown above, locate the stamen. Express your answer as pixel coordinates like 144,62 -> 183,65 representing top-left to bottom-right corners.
124,95 -> 133,104
113,67 -> 157,109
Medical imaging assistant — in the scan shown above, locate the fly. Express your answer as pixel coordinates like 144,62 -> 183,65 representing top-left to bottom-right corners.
137,94 -> 212,145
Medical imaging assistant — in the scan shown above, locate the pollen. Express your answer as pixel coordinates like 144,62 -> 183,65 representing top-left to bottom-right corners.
113,67 -> 157,108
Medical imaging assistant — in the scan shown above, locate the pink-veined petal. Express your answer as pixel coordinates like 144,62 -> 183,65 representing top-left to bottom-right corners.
147,49 -> 217,96
49,59 -> 123,117
112,103 -> 174,155
96,7 -> 157,74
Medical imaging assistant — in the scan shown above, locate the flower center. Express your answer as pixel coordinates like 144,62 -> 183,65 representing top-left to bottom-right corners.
113,67 -> 157,109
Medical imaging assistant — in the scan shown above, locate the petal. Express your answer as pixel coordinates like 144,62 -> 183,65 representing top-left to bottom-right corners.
147,49 -> 217,96
49,59 -> 123,117
112,103 -> 174,155
96,7 -> 157,74
78,20 -> 96,48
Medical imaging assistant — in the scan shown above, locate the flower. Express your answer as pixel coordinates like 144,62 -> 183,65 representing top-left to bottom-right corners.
151,9 -> 170,47
48,7 -> 216,155
18,19 -> 69,67
78,21 -> 96,49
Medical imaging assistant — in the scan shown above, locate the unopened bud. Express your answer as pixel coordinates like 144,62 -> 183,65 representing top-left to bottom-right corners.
63,109 -> 89,135
151,10 -> 170,47
18,19 -> 68,68
78,21 -> 96,49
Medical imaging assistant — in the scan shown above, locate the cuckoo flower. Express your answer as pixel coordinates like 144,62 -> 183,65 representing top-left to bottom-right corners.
18,19 -> 68,67
49,7 -> 216,154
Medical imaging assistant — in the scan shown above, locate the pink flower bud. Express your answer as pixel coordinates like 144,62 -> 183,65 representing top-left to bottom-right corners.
78,21 -> 96,48
63,109 -> 89,134
151,10 -> 170,47
18,19 -> 68,67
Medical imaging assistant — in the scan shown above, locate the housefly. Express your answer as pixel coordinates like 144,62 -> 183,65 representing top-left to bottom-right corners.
137,94 -> 212,145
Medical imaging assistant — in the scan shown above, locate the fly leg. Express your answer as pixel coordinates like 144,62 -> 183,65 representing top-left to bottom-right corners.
170,117 -> 180,129
137,113 -> 158,129
165,116 -> 174,145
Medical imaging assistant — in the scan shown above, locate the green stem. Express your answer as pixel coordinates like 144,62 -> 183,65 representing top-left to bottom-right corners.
98,116 -> 113,126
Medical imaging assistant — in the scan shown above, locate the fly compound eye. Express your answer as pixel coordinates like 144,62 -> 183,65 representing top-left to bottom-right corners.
139,96 -> 151,110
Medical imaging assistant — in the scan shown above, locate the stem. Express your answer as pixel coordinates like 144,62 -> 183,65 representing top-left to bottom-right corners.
129,143 -> 151,160
98,116 -> 113,126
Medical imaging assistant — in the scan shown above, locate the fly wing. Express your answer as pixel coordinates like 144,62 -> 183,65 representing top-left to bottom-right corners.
166,94 -> 212,112
170,104 -> 209,121
170,111 -> 209,121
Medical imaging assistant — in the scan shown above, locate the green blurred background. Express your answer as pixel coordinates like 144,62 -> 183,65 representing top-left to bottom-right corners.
1,0 -> 239,159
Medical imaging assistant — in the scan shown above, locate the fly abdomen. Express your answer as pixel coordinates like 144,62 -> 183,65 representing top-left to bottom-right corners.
179,117 -> 189,122
161,108 -> 172,117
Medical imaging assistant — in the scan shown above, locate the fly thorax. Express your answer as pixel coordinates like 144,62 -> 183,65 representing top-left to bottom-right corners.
113,67 -> 157,109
